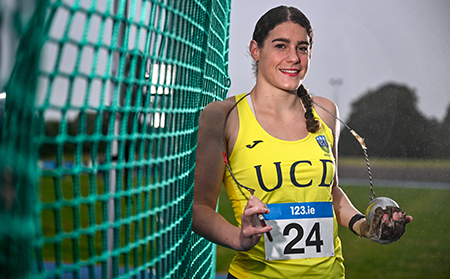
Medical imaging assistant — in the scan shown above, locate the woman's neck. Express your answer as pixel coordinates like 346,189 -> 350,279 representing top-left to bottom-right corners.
249,84 -> 302,115
247,86 -> 309,141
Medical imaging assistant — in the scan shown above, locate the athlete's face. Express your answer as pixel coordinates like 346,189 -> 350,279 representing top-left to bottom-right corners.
250,21 -> 312,93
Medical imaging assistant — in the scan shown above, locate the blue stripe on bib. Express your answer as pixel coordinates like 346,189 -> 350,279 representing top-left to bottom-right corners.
265,202 -> 333,220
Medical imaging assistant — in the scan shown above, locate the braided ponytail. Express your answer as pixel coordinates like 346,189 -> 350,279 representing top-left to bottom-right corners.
297,84 -> 321,133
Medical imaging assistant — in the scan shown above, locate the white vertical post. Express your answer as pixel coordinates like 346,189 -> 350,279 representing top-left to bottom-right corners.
329,78 -> 343,112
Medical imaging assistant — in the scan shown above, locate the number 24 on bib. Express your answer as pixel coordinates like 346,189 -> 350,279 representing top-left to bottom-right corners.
264,202 -> 335,261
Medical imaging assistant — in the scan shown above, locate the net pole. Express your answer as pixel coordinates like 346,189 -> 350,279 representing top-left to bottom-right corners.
107,0 -> 127,277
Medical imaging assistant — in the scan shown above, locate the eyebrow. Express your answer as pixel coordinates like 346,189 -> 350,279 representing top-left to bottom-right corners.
271,38 -> 309,45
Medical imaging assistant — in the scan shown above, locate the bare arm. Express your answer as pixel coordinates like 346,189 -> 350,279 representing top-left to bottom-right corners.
192,100 -> 271,251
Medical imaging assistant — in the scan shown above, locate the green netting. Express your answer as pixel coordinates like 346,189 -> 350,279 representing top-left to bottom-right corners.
0,0 -> 231,278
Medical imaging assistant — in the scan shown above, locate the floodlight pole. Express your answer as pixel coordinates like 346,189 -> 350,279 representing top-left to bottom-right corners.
329,78 -> 343,110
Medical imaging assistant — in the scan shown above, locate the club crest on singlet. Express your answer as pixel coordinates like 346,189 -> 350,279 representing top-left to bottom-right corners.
315,135 -> 329,153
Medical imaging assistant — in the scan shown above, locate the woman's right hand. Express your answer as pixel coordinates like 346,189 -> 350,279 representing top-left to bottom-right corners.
238,195 -> 273,251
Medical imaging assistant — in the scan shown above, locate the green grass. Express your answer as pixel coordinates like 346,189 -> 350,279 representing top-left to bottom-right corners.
339,156 -> 450,168
216,184 -> 450,278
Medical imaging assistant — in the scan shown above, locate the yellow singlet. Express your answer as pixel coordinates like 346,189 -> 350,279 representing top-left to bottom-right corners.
224,93 -> 345,279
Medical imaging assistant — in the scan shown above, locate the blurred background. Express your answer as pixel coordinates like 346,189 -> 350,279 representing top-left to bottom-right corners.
228,0 -> 450,123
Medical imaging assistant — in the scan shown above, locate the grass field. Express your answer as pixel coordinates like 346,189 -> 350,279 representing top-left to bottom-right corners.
216,184 -> 450,278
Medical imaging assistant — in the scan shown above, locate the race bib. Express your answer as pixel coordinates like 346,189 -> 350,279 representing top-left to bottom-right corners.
264,202 -> 335,261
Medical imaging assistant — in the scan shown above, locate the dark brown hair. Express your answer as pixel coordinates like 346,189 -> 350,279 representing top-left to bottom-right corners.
252,6 -> 320,133
252,6 -> 314,47
298,84 -> 321,133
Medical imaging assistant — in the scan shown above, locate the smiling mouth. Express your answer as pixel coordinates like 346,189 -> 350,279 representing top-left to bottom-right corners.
280,69 -> 300,74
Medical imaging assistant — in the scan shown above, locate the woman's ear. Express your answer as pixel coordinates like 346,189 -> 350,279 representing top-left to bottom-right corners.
249,40 -> 260,61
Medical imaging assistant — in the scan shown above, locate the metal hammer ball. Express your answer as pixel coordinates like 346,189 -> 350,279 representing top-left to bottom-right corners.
365,197 -> 400,225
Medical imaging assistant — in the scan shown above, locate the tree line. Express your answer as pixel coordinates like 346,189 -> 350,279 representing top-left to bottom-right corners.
339,82 -> 450,159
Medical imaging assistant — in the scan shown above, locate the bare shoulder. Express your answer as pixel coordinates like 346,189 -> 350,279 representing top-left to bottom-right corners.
311,96 -> 337,116
198,96 -> 239,141
311,96 -> 339,136
200,96 -> 236,122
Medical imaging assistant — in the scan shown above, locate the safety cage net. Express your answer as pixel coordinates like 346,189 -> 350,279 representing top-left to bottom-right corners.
0,0 -> 231,278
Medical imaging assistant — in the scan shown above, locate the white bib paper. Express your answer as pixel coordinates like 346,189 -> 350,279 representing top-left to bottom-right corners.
264,202 -> 335,261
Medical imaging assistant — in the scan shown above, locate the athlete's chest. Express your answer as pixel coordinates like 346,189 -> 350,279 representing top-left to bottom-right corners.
231,132 -> 335,197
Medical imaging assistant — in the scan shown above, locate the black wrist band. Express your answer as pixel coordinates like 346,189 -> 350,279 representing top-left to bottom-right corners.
348,214 -> 365,235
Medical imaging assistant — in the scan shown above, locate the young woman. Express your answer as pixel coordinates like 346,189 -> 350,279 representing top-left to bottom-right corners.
192,6 -> 411,278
